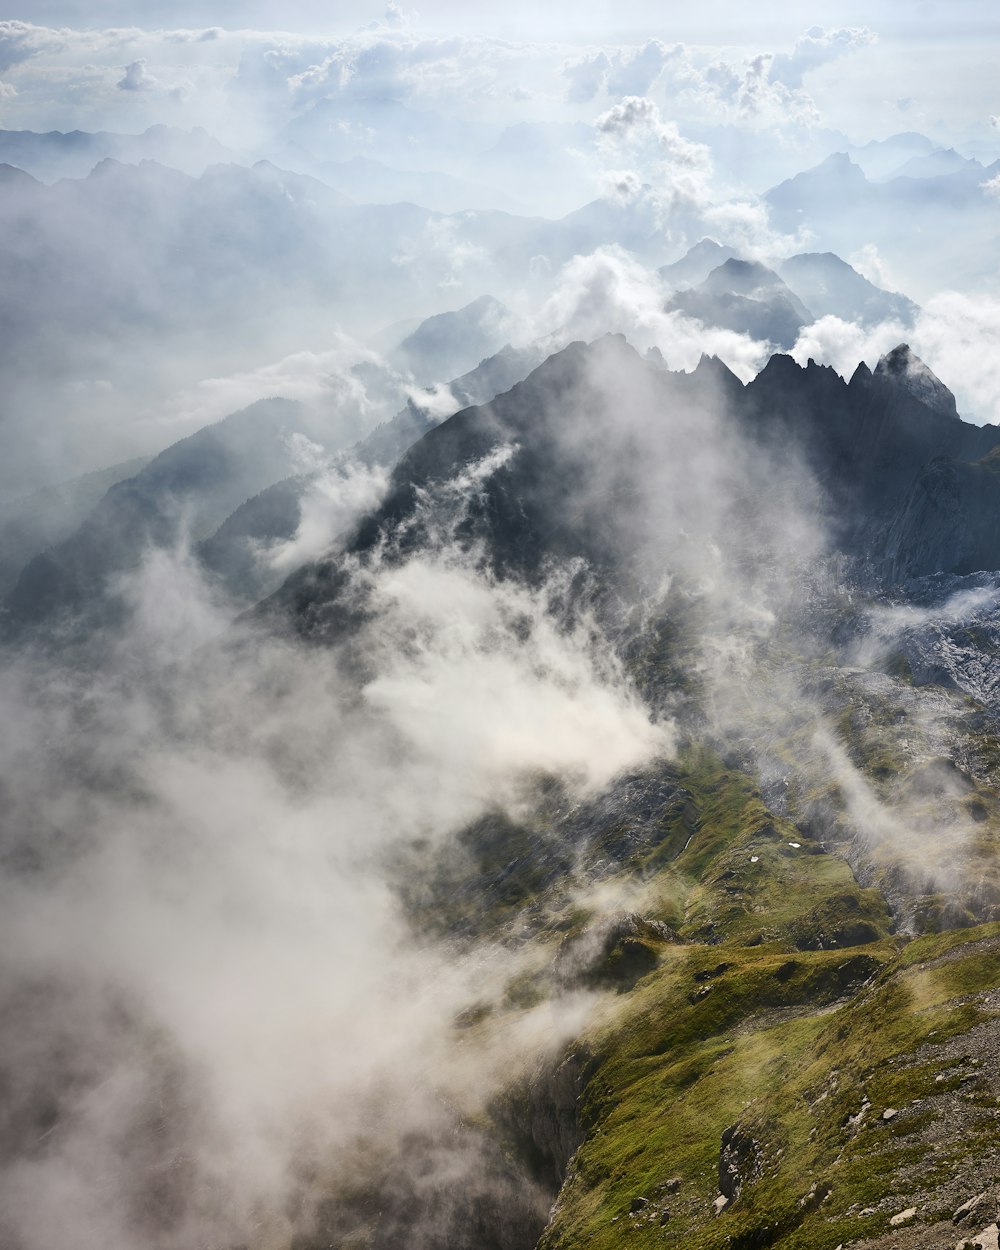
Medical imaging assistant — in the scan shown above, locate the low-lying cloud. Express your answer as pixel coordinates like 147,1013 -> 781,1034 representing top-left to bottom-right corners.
0,443 -> 669,1249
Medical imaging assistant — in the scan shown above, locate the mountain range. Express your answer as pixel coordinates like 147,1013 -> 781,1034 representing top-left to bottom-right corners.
6,105 -> 1000,1250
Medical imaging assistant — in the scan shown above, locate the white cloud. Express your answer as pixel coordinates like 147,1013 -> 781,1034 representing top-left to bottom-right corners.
911,290 -> 1000,424
266,458 -> 389,574
791,314 -> 907,378
0,471 -> 668,1247
768,25 -> 876,90
154,335 -> 406,435
564,39 -> 681,103
848,242 -> 895,290
593,95 -> 713,222
117,56 -> 156,91
529,246 -> 769,379
383,2 -> 408,29
0,19 -> 61,72
563,48 -> 610,103
596,94 -> 710,171
789,291 -> 1000,425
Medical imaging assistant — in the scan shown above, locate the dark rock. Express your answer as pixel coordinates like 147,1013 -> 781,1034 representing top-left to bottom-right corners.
719,1124 -> 761,1202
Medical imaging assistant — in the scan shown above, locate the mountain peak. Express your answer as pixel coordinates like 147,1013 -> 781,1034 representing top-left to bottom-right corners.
874,344 -> 958,419
658,239 -> 741,289
702,257 -> 783,295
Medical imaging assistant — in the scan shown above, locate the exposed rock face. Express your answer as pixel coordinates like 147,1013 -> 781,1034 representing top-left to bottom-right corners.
257,335 -> 1000,641
879,453 -> 1000,582
718,1124 -> 762,1202
874,343 -> 959,419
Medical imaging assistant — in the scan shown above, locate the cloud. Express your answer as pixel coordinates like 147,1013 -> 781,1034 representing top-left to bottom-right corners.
0,19 -> 59,72
590,96 -> 804,256
117,57 -> 156,91
390,213 -> 490,291
563,48 -> 610,103
791,313 -> 907,378
0,453 -> 668,1247
564,39 -> 681,103
767,25 -> 877,90
594,95 -> 712,209
789,290 -> 1000,424
529,246 -> 770,379
266,457 -> 389,574
606,40 -> 678,97
596,95 -> 707,168
848,242 -> 895,290
152,335 -> 407,438
629,29 -> 874,133
911,290 -> 1000,424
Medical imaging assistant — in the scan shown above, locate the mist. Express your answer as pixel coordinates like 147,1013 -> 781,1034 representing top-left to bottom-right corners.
0,496 -> 669,1248
4,7 -> 1000,1250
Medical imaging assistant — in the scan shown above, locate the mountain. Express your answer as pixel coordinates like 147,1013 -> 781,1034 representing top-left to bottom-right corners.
667,258 -> 814,349
358,341 -> 545,467
681,121 -> 853,191
198,341 -> 545,603
777,252 -> 919,327
245,334 -> 1000,1247
390,295 -> 517,385
879,449 -> 1000,583
847,130 -> 936,178
882,146 -> 983,181
0,124 -> 237,182
0,456 -> 150,597
0,155 -> 717,493
9,329 -> 1000,1250
3,398 -> 321,631
873,342 -> 957,417
765,152 -> 1000,296
658,239 -> 740,289
0,330 -> 547,624
261,335 -> 1000,642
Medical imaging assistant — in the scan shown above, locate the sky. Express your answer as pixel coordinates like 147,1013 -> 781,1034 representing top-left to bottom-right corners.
0,4 -> 997,152
1,0 -> 1000,488
2,1 -> 997,40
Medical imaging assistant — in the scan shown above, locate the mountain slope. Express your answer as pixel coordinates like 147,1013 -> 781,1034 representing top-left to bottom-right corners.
252,334 -> 1000,1250
778,252 -> 918,327
667,259 -> 814,349
262,336 -> 1000,645
4,398 -> 311,630
198,341 -> 546,603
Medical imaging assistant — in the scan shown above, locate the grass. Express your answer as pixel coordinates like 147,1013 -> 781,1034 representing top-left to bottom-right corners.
527,750 -> 1000,1250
